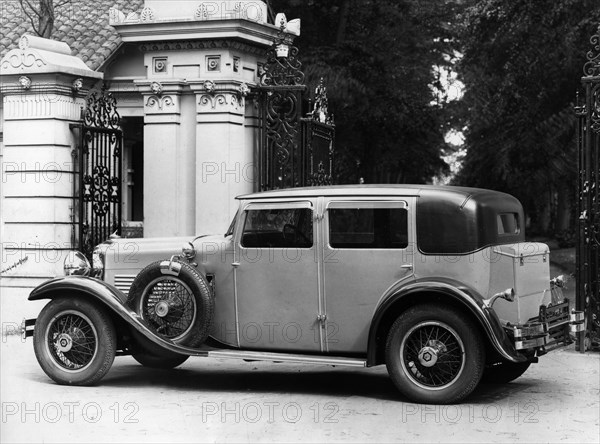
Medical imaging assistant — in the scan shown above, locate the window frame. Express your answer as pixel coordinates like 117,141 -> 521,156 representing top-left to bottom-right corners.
239,201 -> 315,249
325,200 -> 409,250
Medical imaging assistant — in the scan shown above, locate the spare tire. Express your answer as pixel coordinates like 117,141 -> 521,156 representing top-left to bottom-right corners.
127,260 -> 214,348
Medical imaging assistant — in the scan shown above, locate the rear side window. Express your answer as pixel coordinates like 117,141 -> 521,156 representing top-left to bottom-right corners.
329,205 -> 408,249
497,213 -> 520,235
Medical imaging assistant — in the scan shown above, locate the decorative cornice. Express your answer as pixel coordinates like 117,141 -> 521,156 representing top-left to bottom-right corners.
3,94 -> 86,120
1,35 -> 102,79
138,39 -> 267,56
0,81 -> 91,98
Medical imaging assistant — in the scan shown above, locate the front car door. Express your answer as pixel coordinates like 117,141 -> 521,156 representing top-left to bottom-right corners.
234,200 -> 322,352
321,198 -> 415,354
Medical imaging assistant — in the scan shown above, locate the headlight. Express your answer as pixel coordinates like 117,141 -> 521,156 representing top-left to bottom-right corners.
64,251 -> 91,276
182,242 -> 196,261
92,248 -> 105,279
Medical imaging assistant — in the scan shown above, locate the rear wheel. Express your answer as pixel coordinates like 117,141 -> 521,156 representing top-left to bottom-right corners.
33,297 -> 116,385
385,305 -> 485,404
482,361 -> 531,384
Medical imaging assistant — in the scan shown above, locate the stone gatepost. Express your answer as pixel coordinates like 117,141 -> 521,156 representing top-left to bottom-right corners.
0,35 -> 102,291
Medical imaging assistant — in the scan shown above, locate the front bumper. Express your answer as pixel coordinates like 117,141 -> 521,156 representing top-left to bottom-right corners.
509,299 -> 585,351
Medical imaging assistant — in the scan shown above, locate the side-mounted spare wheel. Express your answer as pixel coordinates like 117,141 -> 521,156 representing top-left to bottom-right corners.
126,260 -> 214,348
33,297 -> 117,386
385,304 -> 485,404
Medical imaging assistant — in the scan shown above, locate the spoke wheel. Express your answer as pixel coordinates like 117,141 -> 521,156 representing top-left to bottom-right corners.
33,298 -> 116,386
127,260 -> 214,348
386,305 -> 485,404
139,277 -> 197,341
400,321 -> 465,390
46,310 -> 99,372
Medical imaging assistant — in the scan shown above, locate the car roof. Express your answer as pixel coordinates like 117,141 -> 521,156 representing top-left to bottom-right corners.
236,184 -> 512,201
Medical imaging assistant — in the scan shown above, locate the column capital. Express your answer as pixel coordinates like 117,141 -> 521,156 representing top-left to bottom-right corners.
188,79 -> 251,116
134,79 -> 187,118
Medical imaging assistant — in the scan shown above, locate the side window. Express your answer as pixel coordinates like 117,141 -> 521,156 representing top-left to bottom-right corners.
329,206 -> 408,249
241,208 -> 313,248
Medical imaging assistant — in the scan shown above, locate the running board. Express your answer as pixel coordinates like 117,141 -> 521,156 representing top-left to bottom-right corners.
207,350 -> 367,367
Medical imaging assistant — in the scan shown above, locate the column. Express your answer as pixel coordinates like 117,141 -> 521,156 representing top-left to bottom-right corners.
189,80 -> 253,234
135,79 -> 196,237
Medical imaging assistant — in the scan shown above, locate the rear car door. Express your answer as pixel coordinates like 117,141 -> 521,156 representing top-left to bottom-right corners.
321,199 -> 415,353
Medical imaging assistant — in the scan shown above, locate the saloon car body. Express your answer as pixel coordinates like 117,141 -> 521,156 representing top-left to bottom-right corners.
24,185 -> 584,404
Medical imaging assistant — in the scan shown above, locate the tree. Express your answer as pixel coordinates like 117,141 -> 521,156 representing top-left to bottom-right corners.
274,0 -> 471,184
454,0 -> 600,236
18,0 -> 71,38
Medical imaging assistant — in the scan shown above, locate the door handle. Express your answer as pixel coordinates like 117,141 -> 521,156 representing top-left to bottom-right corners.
401,265 -> 413,271
232,262 -> 240,268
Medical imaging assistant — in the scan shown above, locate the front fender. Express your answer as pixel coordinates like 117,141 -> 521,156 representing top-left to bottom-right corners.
367,278 -> 527,366
28,276 -> 209,357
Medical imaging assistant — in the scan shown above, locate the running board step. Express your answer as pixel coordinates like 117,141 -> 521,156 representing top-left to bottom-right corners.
207,350 -> 367,367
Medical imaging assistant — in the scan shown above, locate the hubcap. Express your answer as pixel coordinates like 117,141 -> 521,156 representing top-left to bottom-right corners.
56,333 -> 73,353
155,301 -> 170,318
417,340 -> 447,367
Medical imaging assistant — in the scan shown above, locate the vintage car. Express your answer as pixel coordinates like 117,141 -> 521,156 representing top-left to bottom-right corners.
23,185 -> 584,404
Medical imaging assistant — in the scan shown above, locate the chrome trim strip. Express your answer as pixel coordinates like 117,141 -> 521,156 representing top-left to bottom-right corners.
208,350 -> 367,367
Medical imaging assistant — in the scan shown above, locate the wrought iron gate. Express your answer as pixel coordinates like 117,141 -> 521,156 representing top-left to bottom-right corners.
257,23 -> 335,191
576,26 -> 600,349
77,89 -> 122,258
302,80 -> 335,186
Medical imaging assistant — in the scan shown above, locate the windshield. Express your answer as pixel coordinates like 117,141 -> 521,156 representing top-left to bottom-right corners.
225,210 -> 239,237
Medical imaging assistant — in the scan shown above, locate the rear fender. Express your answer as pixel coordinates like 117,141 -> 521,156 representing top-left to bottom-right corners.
367,279 -> 527,366
28,277 -> 208,357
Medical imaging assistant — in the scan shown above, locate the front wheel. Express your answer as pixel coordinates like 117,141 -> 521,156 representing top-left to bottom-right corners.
33,297 -> 116,385
385,305 -> 485,404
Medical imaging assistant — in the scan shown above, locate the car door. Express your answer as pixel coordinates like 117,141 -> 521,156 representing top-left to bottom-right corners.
234,200 -> 322,352
321,199 -> 415,354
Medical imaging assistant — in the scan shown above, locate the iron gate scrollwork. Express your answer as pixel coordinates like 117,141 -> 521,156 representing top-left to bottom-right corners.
78,88 -> 122,258
576,25 -> 600,350
302,79 -> 335,186
257,22 -> 306,191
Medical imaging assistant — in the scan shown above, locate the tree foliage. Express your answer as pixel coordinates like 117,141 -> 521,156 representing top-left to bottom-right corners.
454,0 -> 600,234
273,0 -> 469,184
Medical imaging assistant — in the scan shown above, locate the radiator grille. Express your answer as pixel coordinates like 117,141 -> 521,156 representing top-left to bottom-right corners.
114,275 -> 136,296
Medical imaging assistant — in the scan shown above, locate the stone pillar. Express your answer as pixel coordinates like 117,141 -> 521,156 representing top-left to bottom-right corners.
0,35 -> 102,289
190,80 -> 253,234
135,80 -> 196,237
